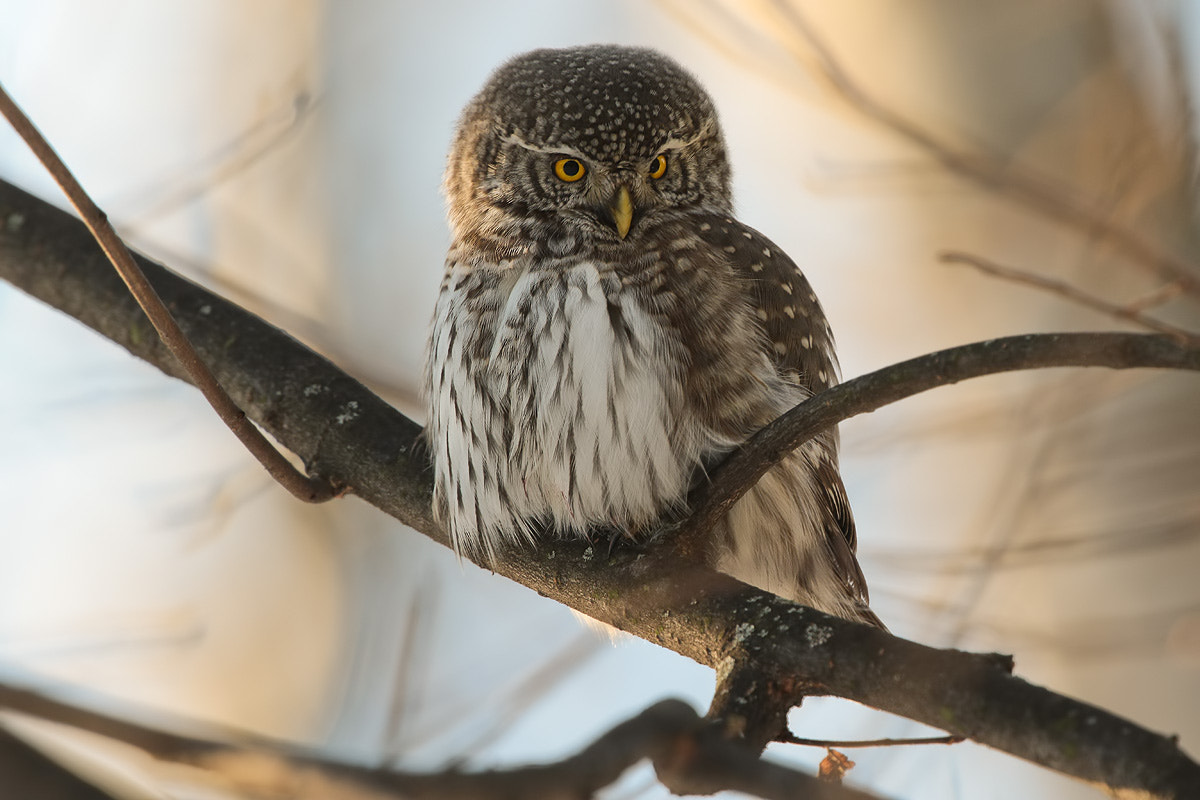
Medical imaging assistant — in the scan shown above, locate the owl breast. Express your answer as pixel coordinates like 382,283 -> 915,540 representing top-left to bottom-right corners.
427,259 -> 714,559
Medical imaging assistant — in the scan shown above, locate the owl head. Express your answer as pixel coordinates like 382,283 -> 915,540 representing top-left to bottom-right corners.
445,45 -> 732,250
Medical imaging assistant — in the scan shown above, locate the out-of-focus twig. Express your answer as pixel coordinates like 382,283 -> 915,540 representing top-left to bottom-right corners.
684,0 -> 1200,298
942,250 -> 1200,346
114,91 -> 319,227
0,82 -> 338,503
1125,280 -> 1187,313
0,727 -> 118,800
0,683 -> 880,800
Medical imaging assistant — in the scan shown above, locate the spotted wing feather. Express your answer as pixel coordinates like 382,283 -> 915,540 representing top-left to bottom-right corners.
694,214 -> 873,614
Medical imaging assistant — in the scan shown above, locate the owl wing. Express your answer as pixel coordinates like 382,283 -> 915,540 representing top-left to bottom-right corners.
694,214 -> 872,611
694,215 -> 838,393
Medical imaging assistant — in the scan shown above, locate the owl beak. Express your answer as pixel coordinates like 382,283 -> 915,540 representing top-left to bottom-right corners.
608,185 -> 634,239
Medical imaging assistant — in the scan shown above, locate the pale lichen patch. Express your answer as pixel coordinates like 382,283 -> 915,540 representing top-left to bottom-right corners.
335,400 -> 361,424
804,622 -> 833,647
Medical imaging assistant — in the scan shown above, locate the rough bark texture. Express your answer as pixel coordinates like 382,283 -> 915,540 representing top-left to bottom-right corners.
2,178 -> 1198,799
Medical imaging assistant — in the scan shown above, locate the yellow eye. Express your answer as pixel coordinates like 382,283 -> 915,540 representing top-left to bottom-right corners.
649,154 -> 668,179
553,158 -> 586,182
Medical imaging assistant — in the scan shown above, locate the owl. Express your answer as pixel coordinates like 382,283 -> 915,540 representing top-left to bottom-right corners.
426,45 -> 879,626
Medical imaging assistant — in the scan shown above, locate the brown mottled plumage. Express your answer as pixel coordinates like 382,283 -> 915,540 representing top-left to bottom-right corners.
425,45 -> 879,625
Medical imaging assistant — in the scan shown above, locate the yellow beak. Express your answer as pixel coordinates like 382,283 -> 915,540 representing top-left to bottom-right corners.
609,185 -> 633,239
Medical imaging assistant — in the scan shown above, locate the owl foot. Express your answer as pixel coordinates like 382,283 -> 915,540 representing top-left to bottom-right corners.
585,525 -> 638,560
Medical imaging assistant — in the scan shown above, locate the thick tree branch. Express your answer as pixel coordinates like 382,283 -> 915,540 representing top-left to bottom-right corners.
0,685 -> 878,800
0,726 -> 119,800
2,178 -> 1198,798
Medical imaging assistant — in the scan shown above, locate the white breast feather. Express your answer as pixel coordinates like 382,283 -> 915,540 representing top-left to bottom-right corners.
431,263 -> 709,560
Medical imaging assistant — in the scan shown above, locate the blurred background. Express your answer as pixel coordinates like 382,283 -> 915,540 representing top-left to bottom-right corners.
0,1 -> 1197,798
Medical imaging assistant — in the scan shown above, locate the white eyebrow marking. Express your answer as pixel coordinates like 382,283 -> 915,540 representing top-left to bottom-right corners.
500,131 -> 589,158
656,118 -> 718,152
502,117 -> 715,161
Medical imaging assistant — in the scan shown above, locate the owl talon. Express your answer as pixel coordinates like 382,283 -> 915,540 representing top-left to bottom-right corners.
582,526 -> 634,560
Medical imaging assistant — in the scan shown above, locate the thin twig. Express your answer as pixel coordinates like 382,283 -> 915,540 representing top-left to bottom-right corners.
779,731 -> 963,748
762,0 -> 1200,298
0,82 -> 337,503
1126,280 -> 1186,313
114,91 -> 319,226
942,250 -> 1200,346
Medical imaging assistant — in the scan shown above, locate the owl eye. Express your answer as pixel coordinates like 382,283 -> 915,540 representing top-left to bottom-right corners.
553,158 -> 586,182
649,154 -> 668,179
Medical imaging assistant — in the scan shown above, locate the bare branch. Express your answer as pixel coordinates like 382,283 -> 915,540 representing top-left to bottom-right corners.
942,250 -> 1200,345
0,684 -> 879,800
0,81 -> 337,503
1,178 -> 1198,797
1126,280 -> 1187,313
758,0 -> 1200,298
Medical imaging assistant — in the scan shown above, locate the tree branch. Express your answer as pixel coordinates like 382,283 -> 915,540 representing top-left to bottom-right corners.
941,250 -> 1200,346
0,684 -> 879,800
0,726 -> 119,800
2,177 -> 1198,798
